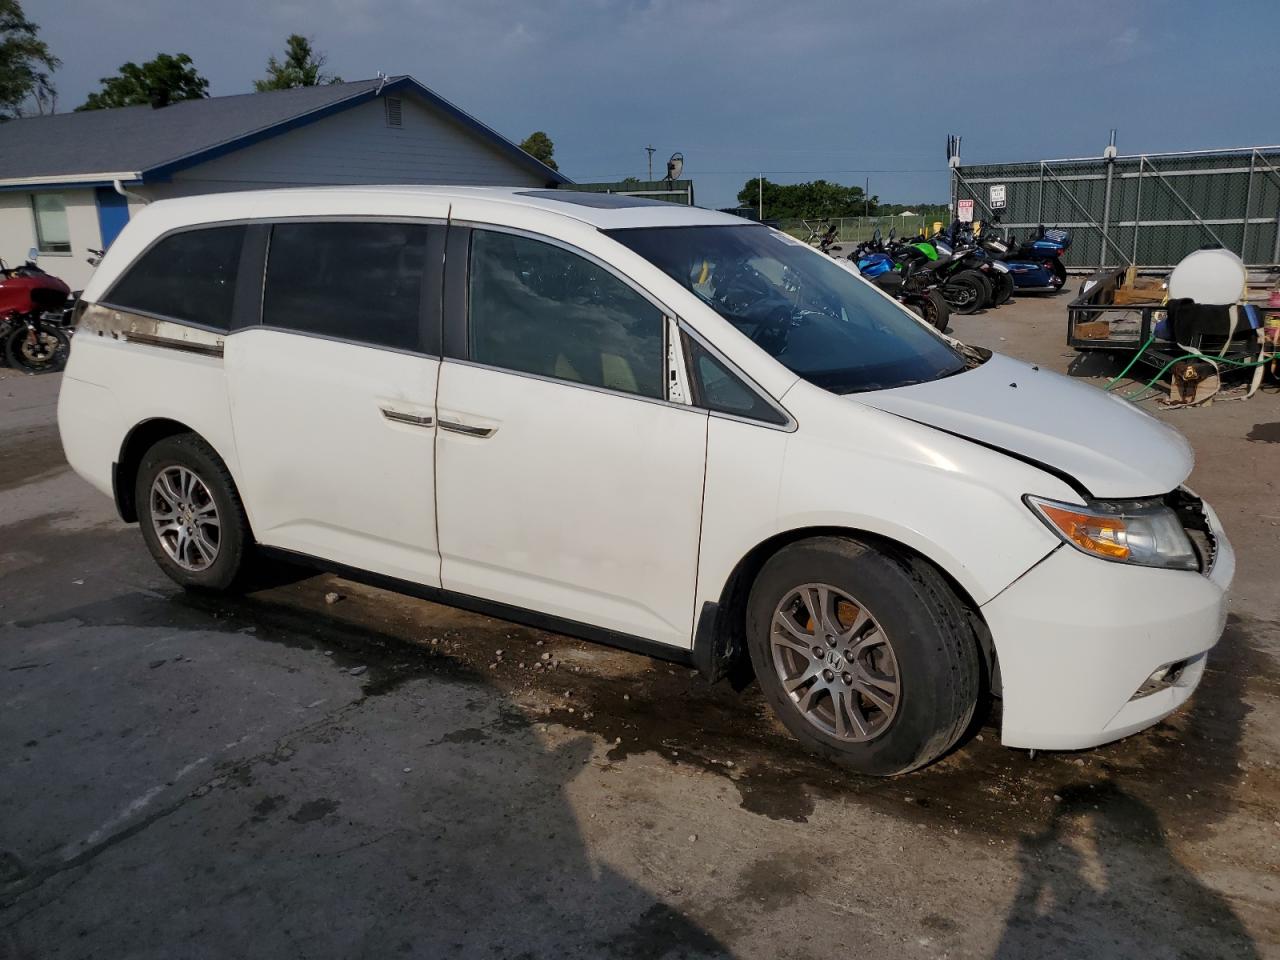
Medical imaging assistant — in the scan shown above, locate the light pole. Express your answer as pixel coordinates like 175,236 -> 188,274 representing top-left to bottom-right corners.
646,145 -> 655,182
758,175 -> 763,221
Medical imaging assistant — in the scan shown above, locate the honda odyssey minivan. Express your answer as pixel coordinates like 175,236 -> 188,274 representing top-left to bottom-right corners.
57,187 -> 1234,775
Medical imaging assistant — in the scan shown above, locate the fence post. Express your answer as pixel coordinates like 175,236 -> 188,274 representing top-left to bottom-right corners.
1242,151 -> 1256,260
1132,158 -> 1144,265
1037,163 -> 1045,224
1101,159 -> 1114,269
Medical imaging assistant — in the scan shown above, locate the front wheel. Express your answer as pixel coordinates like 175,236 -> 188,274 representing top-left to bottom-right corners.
992,271 -> 1015,305
746,537 -> 980,776
135,433 -> 251,591
5,320 -> 69,373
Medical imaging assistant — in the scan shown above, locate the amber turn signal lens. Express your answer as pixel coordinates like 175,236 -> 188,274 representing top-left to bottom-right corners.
1035,503 -> 1131,561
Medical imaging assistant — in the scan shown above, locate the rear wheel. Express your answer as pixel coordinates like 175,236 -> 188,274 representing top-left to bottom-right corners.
5,321 -> 69,373
941,275 -> 984,315
746,537 -> 980,776
135,433 -> 251,591
1048,258 -> 1068,291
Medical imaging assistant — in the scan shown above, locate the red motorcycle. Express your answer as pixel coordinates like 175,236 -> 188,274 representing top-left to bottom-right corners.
1,248 -> 72,374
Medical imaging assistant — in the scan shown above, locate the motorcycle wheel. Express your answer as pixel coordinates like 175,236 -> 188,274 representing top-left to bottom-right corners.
941,276 -> 984,315
923,290 -> 950,331
993,272 -> 1015,305
6,321 -> 70,374
1049,258 -> 1068,291
956,270 -> 992,310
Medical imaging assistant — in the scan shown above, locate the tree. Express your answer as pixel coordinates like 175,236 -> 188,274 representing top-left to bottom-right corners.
736,178 -> 877,221
77,53 -> 208,111
519,131 -> 557,171
0,0 -> 59,119
254,34 -> 340,91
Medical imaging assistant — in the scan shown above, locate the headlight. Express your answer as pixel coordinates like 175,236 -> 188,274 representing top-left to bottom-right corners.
1025,496 -> 1199,571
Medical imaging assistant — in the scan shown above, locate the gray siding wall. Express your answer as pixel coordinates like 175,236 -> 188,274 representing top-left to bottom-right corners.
142,94 -> 544,199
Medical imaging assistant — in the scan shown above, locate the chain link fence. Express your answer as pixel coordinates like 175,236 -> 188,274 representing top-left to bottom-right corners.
952,146 -> 1280,270
776,215 -> 938,245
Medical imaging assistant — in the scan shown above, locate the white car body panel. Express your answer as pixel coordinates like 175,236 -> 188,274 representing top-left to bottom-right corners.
858,352 -> 1194,498
434,361 -> 708,648
225,330 -> 442,586
59,185 -> 1235,755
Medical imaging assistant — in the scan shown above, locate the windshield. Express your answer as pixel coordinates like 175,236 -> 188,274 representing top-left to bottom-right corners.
607,225 -> 966,394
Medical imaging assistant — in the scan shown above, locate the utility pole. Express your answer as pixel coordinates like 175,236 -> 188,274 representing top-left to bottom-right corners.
646,145 -> 656,182
758,175 -> 763,221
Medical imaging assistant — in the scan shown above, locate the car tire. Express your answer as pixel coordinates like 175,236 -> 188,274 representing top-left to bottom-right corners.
135,433 -> 251,592
745,537 -> 980,776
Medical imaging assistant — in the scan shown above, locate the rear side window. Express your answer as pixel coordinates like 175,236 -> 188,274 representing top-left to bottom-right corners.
106,225 -> 245,330
468,230 -> 664,399
263,221 -> 428,351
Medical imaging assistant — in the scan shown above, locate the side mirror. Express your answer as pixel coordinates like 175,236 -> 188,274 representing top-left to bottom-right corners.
27,247 -> 39,261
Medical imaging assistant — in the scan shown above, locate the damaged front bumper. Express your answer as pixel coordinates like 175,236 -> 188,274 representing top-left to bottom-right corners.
981,501 -> 1235,752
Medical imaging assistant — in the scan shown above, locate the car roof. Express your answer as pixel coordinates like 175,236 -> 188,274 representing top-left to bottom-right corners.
135,185 -> 749,231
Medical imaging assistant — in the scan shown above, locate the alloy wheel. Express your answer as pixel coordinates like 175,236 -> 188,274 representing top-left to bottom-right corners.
149,466 -> 221,572
770,583 -> 901,742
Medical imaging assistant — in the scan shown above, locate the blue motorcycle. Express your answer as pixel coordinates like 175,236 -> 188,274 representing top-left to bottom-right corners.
976,218 -> 1070,293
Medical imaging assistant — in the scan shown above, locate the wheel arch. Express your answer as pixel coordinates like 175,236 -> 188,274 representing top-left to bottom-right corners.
693,525 -> 998,694
114,418 -> 237,524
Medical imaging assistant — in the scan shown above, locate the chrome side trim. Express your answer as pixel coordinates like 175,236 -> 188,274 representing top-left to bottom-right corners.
381,409 -> 434,428
438,419 -> 496,438
124,331 -> 225,358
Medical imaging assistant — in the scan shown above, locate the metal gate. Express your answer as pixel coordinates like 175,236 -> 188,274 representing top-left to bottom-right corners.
952,145 -> 1280,269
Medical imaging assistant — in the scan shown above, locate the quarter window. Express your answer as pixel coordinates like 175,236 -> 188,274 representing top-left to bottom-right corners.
106,225 -> 245,330
468,230 -> 665,400
262,221 -> 429,351
683,334 -> 787,425
31,194 -> 71,254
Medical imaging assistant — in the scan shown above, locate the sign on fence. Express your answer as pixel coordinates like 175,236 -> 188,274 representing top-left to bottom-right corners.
956,199 -> 974,222
989,184 -> 1006,209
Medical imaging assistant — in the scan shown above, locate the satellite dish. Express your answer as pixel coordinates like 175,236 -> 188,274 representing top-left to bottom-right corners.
666,152 -> 684,182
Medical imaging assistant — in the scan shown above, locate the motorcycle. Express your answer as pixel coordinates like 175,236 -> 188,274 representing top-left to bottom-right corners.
1,248 -> 72,374
978,216 -> 1070,293
849,232 -> 953,328
852,230 -> 985,317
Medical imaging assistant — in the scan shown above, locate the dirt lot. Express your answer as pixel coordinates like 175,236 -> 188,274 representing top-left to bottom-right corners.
2,295 -> 1278,960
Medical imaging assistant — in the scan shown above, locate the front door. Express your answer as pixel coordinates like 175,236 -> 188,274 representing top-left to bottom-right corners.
226,219 -> 445,585
434,227 -> 708,649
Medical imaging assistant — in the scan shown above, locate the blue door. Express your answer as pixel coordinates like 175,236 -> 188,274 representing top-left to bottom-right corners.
94,187 -> 130,249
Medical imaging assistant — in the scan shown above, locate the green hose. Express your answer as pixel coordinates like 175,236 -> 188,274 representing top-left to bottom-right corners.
1105,333 -> 1157,389
1119,351 -> 1274,401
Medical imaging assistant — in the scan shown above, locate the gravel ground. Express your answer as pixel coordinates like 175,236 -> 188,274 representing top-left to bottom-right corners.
1,298 -> 1277,960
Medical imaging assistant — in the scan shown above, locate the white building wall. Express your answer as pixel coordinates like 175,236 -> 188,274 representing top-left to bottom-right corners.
139,95 -> 546,201
0,188 -> 103,291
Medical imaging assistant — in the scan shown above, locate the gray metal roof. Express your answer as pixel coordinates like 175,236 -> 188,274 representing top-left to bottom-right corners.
0,76 -> 568,186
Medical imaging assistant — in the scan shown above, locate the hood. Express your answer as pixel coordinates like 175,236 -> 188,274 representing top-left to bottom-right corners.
855,352 -> 1193,498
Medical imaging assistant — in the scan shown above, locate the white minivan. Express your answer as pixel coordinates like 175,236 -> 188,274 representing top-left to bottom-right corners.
58,187 -> 1234,775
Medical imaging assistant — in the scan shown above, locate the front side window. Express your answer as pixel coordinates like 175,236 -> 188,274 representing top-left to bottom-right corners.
468,230 -> 664,400
609,225 -> 967,394
31,193 -> 71,254
263,221 -> 429,351
106,225 -> 245,330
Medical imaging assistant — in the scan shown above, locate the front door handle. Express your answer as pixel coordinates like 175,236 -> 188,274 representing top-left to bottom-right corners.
381,408 -> 434,428
438,419 -> 497,438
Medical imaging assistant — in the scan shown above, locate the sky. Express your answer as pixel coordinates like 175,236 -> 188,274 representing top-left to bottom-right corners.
29,0 -> 1280,209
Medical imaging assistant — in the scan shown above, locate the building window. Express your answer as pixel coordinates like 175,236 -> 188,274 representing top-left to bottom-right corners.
31,194 -> 71,254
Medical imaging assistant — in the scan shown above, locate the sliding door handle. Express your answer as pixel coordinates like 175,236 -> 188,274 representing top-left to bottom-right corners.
381,408 -> 434,428
438,419 -> 497,438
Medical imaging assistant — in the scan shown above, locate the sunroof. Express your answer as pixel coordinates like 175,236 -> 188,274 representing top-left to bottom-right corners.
517,190 -> 673,209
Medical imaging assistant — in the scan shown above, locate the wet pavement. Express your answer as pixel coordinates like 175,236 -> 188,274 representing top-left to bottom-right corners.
2,301 -> 1279,959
